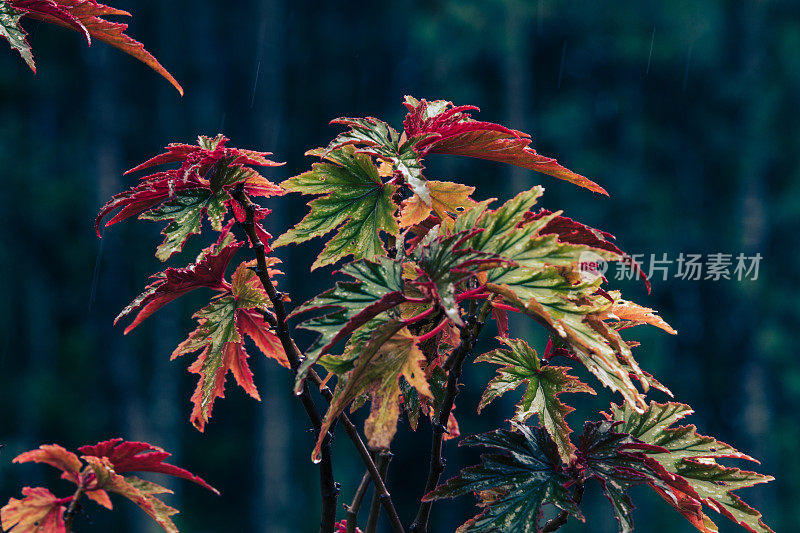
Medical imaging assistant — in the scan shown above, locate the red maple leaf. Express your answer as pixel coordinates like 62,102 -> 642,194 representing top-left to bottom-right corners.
402,97 -> 607,195
94,170 -> 207,235
115,234 -> 244,333
9,1 -> 89,43
11,0 -> 182,93
96,134 -> 283,235
78,439 -> 218,494
127,135 -> 282,176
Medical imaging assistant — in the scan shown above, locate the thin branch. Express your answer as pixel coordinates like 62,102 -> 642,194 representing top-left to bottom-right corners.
231,188 -> 338,533
410,302 -> 491,533
541,482 -> 585,532
63,485 -> 85,533
310,367 -> 405,533
233,189 -> 404,533
345,471 -> 372,533
365,452 -> 393,533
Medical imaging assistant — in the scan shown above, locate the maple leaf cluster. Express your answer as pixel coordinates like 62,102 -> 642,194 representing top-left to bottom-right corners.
1,439 -> 217,533
425,402 -> 773,533
100,137 -> 289,431
96,134 -> 284,261
287,180 -> 670,459
5,94 -> 770,533
271,96 -> 772,532
3,0 -> 776,527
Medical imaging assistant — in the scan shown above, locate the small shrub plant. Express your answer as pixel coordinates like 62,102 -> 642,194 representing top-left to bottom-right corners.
1,2 -> 773,532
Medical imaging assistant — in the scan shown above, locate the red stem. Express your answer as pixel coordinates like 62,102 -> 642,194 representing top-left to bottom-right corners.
404,306 -> 436,326
417,317 -> 450,343
455,285 -> 488,301
492,302 -> 522,313
455,292 -> 490,302
543,337 -> 553,359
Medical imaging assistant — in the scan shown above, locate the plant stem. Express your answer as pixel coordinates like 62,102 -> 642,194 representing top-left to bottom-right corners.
346,471 -> 372,533
365,452 -> 392,533
232,189 -> 337,533
541,482 -> 584,532
63,485 -> 85,533
233,190 -> 405,533
410,302 -> 490,533
309,366 -> 405,533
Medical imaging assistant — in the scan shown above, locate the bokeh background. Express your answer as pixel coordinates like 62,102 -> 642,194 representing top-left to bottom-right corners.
1,0 -> 798,531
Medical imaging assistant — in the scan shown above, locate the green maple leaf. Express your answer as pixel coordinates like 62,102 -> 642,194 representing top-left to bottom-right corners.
455,188 -> 618,270
610,401 -> 775,533
141,188 -> 229,261
486,275 -> 654,413
327,116 -> 432,205
476,337 -> 595,462
291,256 -> 407,391
0,3 -> 33,71
311,320 -> 431,462
447,187 -> 650,410
423,424 -> 583,533
274,145 -> 399,270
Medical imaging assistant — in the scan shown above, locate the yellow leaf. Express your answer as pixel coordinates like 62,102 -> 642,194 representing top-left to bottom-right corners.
399,180 -> 476,228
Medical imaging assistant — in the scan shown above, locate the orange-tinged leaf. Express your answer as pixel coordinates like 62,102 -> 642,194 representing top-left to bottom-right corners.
377,160 -> 394,177
650,485 -> 718,533
606,297 -> 677,335
13,445 -> 81,479
25,0 -> 183,94
83,456 -> 180,533
6,439 -> 216,533
399,180 -> 476,228
313,321 -> 432,461
236,308 -> 289,368
1,487 -> 66,533
84,489 -> 113,510
443,411 -> 460,442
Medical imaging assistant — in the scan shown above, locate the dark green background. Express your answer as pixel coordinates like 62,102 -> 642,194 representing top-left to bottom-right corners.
1,1 -> 797,531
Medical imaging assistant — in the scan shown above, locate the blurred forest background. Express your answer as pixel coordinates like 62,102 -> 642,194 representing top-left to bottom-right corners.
1,0 -> 798,531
